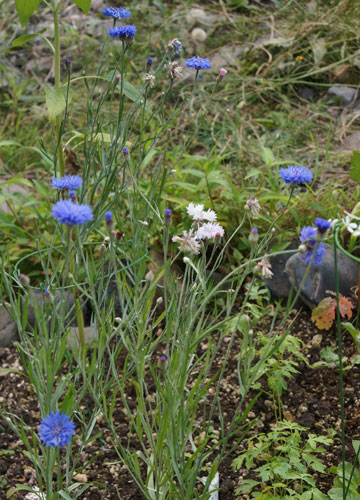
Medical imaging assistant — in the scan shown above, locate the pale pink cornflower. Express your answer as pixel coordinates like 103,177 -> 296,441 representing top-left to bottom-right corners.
245,196 -> 261,217
254,258 -> 273,279
187,203 -> 217,223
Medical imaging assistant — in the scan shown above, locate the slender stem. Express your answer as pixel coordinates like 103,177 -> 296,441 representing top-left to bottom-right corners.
334,226 -> 346,499
53,6 -> 65,177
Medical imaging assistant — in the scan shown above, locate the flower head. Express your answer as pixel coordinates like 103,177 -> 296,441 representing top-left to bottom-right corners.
109,25 -> 136,40
143,73 -> 156,87
122,146 -> 129,156
249,227 -> 259,244
51,175 -> 82,191
314,217 -> 331,234
301,243 -> 326,266
343,212 -> 360,237
52,200 -> 93,226
165,208 -> 172,219
172,230 -> 201,255
299,225 -> 326,266
196,222 -> 224,240
187,203 -> 217,222
102,7 -> 131,19
245,196 -> 260,217
167,61 -> 183,79
254,258 -> 273,279
219,68 -> 227,78
299,226 -> 317,244
168,38 -> 182,53
186,56 -> 211,70
279,165 -> 313,185
147,57 -> 153,66
39,410 -> 75,447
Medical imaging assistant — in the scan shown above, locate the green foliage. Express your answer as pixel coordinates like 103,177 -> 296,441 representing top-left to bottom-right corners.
71,0 -> 92,14
328,441 -> 360,500
15,0 -> 41,26
233,421 -> 334,499
45,86 -> 72,122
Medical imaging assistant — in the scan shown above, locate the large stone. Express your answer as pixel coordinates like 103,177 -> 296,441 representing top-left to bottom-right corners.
0,306 -> 19,347
24,290 -> 91,328
327,86 -> 357,106
285,244 -> 358,309
264,243 -> 302,308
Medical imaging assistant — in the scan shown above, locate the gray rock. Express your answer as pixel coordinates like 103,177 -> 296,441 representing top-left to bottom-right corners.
327,86 -> 357,106
0,306 -> 18,347
285,244 -> 358,309
67,326 -> 98,349
24,290 -> 91,328
265,243 -> 302,307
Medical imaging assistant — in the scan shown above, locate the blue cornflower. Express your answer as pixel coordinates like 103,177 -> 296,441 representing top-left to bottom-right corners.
299,226 -> 326,266
314,217 -> 331,234
51,175 -> 82,191
109,25 -> 136,40
299,226 -> 317,244
279,165 -> 313,185
165,208 -> 172,219
186,57 -> 211,70
39,410 -> 75,447
102,7 -> 131,19
52,200 -> 93,226
168,39 -> 182,53
302,243 -> 326,267
147,57 -> 153,66
122,147 -> 129,155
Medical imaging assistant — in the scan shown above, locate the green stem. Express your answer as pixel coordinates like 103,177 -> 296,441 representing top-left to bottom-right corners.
53,6 -> 65,177
334,226 -> 346,499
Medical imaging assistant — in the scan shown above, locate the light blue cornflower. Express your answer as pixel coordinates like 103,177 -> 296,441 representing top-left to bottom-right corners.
279,165 -> 313,185
39,410 -> 75,447
109,25 -> 136,40
102,7 -> 131,19
52,200 -> 93,226
299,225 -> 326,266
186,57 -> 211,70
51,175 -> 82,191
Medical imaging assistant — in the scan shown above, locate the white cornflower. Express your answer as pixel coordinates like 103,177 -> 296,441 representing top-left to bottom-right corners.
167,61 -> 183,79
172,230 -> 201,255
254,258 -> 273,279
143,73 -> 155,87
343,212 -> 360,237
187,203 -> 217,222
196,223 -> 224,240
245,196 -> 261,217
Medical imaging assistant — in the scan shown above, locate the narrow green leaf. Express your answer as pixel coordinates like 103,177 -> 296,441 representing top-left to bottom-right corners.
12,29 -> 46,47
120,80 -> 152,114
15,0 -> 42,27
71,0 -> 92,14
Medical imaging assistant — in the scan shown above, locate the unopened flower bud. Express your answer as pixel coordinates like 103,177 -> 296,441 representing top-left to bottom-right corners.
183,256 -> 191,264
19,274 -> 30,287
122,147 -> 129,156
157,354 -> 167,368
164,208 -> 172,225
115,74 -> 121,81
219,68 -> 227,79
249,227 -> 259,245
156,296 -> 163,305
104,211 -> 113,229
145,270 -> 155,281
44,289 -> 54,303
147,57 -> 152,67
116,231 -> 124,240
